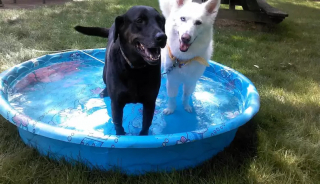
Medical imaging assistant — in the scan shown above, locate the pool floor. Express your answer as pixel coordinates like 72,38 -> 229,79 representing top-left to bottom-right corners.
8,60 -> 243,136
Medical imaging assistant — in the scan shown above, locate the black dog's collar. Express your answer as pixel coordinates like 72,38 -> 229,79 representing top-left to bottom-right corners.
119,46 -> 146,69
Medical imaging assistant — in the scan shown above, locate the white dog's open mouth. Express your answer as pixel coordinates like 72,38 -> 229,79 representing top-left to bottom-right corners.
179,40 -> 191,52
136,42 -> 161,63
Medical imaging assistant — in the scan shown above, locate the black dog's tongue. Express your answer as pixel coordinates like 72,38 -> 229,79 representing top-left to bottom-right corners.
180,42 -> 190,52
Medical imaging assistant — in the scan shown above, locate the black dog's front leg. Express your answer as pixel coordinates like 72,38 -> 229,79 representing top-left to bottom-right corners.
111,101 -> 126,135
99,87 -> 109,98
140,102 -> 156,135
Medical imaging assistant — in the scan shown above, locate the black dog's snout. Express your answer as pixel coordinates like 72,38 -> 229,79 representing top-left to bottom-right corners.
181,33 -> 191,44
155,32 -> 167,44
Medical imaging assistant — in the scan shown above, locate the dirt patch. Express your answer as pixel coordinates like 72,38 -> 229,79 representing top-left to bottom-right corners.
0,0 -> 72,9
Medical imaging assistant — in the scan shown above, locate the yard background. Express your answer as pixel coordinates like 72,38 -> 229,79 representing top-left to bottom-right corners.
0,0 -> 319,183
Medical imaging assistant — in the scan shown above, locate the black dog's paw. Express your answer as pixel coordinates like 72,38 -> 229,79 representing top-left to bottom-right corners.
116,130 -> 126,136
99,88 -> 109,98
115,126 -> 126,135
139,129 -> 149,136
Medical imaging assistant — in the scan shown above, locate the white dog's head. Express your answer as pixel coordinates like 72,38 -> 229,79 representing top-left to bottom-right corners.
160,0 -> 220,52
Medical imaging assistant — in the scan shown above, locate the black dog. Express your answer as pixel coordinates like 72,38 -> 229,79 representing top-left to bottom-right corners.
74,6 -> 167,135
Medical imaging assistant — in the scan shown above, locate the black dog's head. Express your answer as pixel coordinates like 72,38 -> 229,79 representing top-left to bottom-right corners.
114,6 -> 167,65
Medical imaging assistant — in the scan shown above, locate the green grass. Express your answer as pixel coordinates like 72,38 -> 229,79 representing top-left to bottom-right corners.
0,0 -> 320,183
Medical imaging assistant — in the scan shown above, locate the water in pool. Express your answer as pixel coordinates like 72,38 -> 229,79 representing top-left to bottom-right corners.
8,60 -> 243,135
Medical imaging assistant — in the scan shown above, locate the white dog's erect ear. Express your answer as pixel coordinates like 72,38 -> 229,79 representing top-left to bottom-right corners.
205,0 -> 220,14
158,0 -> 191,18
176,0 -> 187,7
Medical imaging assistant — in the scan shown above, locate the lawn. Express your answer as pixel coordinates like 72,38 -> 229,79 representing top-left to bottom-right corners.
0,0 -> 320,183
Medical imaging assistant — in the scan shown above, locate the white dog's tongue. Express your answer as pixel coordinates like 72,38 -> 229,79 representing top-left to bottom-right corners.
180,42 -> 190,52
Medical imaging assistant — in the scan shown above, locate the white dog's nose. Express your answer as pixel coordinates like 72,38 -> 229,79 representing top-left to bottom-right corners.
181,33 -> 191,43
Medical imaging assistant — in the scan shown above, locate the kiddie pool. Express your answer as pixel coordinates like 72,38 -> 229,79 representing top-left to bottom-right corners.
0,48 -> 259,175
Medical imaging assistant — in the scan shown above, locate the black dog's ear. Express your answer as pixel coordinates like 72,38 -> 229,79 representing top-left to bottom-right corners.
114,16 -> 124,43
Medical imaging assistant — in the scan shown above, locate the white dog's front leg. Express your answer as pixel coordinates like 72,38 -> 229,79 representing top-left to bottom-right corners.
163,79 -> 179,115
182,81 -> 197,113
163,96 -> 176,115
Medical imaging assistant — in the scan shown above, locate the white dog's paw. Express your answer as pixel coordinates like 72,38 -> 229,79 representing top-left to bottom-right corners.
163,108 -> 175,115
184,105 -> 193,113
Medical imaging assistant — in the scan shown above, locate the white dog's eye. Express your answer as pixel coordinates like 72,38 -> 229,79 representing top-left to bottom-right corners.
180,17 -> 186,22
195,20 -> 202,25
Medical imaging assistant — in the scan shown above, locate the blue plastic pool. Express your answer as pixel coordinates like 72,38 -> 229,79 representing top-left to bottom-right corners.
0,48 -> 260,175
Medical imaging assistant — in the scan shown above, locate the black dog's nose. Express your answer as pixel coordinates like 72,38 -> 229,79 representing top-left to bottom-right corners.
155,32 -> 167,43
181,33 -> 191,44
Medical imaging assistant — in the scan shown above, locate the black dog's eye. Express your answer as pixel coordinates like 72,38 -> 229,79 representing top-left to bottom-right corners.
180,17 -> 186,22
135,17 -> 143,23
195,20 -> 202,25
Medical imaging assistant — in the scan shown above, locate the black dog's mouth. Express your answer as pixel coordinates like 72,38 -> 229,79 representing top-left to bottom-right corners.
135,42 -> 161,63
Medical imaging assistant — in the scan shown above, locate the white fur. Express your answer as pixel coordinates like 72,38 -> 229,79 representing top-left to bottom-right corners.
159,0 -> 220,114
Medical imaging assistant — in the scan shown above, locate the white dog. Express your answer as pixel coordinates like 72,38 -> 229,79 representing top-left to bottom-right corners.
159,0 -> 220,114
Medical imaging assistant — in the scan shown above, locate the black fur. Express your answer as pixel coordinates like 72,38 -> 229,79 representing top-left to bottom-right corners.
74,26 -> 109,38
74,6 -> 167,135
